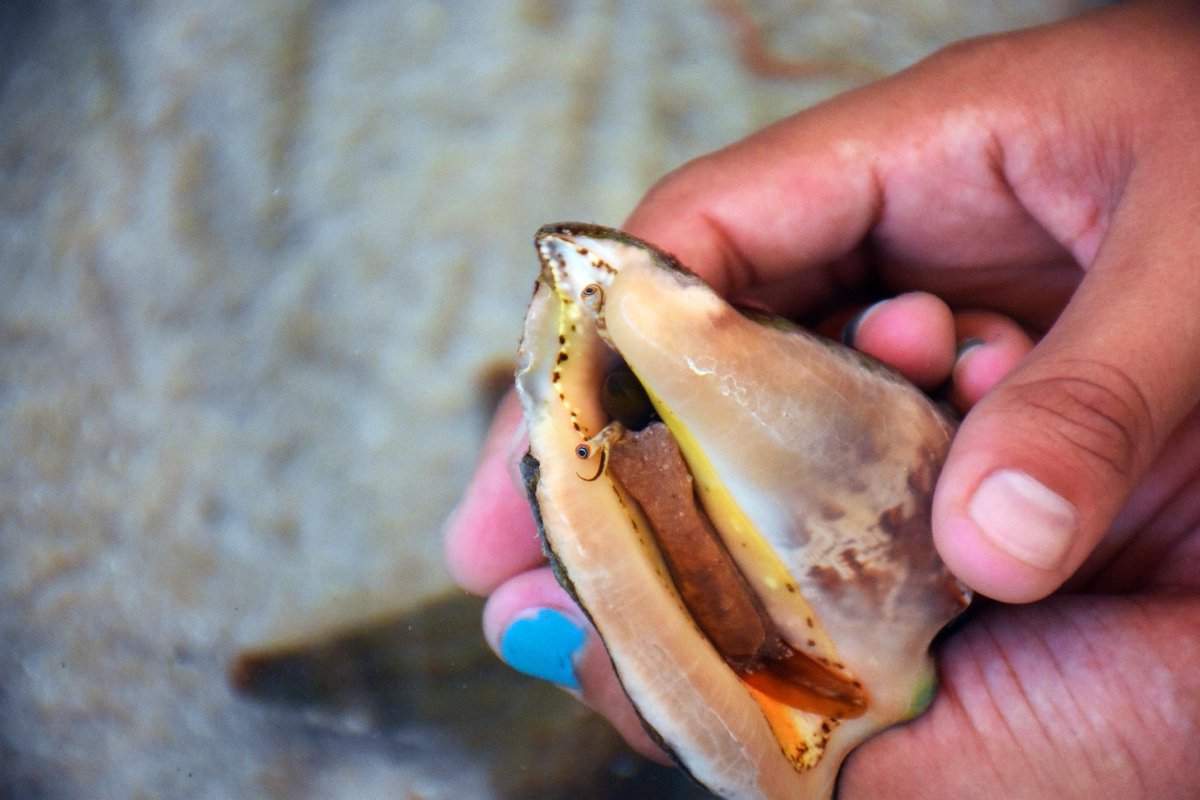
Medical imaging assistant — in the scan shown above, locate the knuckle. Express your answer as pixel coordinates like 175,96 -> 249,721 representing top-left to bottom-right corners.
1008,358 -> 1155,485
921,29 -> 1027,81
637,154 -> 715,210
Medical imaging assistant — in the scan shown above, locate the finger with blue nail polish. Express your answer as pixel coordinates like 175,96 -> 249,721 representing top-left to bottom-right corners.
499,608 -> 585,690
482,567 -> 673,761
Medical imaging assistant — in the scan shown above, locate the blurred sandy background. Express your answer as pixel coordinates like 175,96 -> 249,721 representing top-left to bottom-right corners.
0,1 -> 1098,797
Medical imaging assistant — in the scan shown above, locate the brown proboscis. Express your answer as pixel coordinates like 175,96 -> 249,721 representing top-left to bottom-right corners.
606,422 -> 867,719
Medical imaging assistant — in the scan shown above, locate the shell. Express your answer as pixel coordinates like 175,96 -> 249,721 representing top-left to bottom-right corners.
515,222 -> 969,800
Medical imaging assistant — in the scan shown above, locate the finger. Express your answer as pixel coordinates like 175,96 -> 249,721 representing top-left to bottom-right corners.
949,311 -> 1035,411
842,292 -> 957,390
933,172 -> 1200,602
443,390 -> 545,595
620,48 -> 1072,318
839,596 -> 1200,799
482,567 -> 670,763
622,111 -> 882,305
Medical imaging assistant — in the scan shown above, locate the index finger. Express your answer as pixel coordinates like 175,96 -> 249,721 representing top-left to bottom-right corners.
620,29 -> 1079,321
622,105 -> 884,315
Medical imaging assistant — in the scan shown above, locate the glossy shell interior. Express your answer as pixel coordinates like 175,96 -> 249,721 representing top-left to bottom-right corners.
516,222 -> 970,800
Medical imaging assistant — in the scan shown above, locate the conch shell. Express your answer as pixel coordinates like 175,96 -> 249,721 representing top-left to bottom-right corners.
515,223 -> 969,799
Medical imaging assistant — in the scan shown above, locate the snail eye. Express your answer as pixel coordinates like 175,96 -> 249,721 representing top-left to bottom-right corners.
575,444 -> 592,459
580,284 -> 603,303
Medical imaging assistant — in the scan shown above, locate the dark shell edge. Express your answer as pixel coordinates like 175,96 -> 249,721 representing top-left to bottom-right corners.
535,222 -> 701,283
517,448 -> 697,783
518,450 -> 579,603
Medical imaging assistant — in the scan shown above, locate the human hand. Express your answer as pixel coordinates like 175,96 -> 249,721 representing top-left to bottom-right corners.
444,1 -> 1200,796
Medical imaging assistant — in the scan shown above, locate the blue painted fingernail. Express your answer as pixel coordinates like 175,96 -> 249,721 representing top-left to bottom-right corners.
500,608 -> 585,690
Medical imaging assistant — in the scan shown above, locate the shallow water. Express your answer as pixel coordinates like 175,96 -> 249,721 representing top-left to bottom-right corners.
0,1 -> 1099,796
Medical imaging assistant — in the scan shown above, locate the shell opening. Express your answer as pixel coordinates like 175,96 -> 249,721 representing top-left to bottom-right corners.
597,360 -> 869,722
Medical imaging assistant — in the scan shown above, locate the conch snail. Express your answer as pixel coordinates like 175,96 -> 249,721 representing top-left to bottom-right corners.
515,223 -> 970,799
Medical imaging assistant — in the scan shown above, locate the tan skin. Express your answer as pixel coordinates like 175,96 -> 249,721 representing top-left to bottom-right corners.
445,2 -> 1200,797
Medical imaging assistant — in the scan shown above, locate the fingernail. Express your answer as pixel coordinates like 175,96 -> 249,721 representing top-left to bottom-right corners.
500,608 -> 585,689
955,337 -> 985,361
968,469 -> 1077,571
841,300 -> 886,346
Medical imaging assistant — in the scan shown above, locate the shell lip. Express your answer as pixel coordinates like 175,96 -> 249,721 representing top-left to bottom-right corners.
535,221 -> 642,247
518,446 -> 699,783
534,221 -> 696,278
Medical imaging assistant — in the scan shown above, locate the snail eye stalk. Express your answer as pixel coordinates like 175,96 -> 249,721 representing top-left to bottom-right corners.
580,283 -> 605,313
576,444 -> 608,482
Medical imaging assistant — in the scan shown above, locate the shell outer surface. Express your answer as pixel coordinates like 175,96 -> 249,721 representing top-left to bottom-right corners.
515,222 -> 970,800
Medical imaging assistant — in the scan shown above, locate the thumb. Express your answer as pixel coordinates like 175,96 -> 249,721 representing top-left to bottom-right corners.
933,191 -> 1200,603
